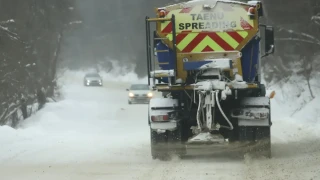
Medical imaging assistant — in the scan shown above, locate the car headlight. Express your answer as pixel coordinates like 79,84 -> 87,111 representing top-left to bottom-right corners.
147,92 -> 153,97
129,92 -> 134,97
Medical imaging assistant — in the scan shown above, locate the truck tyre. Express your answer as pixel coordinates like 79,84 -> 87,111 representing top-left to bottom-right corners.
238,98 -> 271,159
253,126 -> 271,158
150,129 -> 170,160
242,126 -> 271,159
150,128 -> 186,160
168,126 -> 187,158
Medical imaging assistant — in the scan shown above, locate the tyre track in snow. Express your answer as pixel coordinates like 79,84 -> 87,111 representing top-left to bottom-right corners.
242,121 -> 320,180
243,143 -> 320,180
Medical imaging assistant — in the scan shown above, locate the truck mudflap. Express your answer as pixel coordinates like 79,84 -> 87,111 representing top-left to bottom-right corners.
232,97 -> 271,127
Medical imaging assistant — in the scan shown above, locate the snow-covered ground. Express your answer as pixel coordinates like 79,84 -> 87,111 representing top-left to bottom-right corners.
0,69 -> 319,180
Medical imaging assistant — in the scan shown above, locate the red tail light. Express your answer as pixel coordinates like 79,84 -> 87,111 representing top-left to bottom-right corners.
159,10 -> 166,18
163,115 -> 169,120
151,115 -> 169,122
248,7 -> 255,15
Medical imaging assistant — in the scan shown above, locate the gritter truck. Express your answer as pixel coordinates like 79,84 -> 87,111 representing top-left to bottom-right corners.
145,0 -> 275,160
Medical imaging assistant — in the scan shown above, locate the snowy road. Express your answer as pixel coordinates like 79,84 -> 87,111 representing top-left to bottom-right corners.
0,72 -> 320,180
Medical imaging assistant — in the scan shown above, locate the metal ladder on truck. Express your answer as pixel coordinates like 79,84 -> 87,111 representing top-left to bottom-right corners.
145,15 -> 177,88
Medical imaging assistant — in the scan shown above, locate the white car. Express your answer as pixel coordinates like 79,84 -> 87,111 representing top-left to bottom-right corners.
127,84 -> 153,104
83,73 -> 103,86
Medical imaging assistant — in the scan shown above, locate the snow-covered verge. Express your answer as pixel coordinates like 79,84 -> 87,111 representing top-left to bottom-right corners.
264,71 -> 320,140
0,69 -> 150,166
0,100 -> 39,128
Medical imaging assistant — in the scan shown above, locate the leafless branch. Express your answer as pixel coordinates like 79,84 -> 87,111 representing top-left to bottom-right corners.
275,38 -> 320,46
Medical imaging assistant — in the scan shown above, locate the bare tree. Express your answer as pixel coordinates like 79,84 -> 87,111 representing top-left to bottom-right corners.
0,0 -> 78,126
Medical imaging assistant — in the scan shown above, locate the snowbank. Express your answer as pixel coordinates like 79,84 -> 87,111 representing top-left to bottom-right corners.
0,74 -> 149,165
0,60 -> 151,165
267,73 -> 320,120
264,71 -> 320,140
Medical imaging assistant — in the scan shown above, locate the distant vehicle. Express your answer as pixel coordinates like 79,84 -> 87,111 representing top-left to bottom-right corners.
127,84 -> 153,104
83,72 -> 103,86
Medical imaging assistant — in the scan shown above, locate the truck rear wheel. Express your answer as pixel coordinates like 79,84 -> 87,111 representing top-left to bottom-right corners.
150,127 -> 186,160
253,126 -> 271,158
241,126 -> 271,158
150,129 -> 169,160
168,126 -> 186,158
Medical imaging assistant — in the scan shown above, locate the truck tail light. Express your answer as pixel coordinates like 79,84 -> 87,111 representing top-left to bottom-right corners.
157,8 -> 168,18
248,7 -> 255,15
159,10 -> 166,18
151,115 -> 169,122
247,7 -> 256,19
